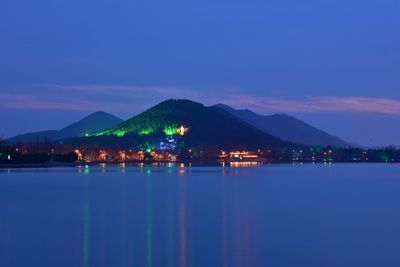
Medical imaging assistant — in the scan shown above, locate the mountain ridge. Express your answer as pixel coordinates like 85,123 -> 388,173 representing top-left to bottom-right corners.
6,111 -> 123,144
6,100 -> 352,148
213,104 -> 350,147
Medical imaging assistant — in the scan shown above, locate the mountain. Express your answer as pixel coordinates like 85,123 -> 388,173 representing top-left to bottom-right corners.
5,130 -> 59,144
214,104 -> 350,147
57,111 -> 123,139
75,99 -> 289,150
6,111 -> 123,144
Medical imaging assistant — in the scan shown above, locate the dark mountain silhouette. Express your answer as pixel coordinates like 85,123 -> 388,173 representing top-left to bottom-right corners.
74,99 -> 289,149
214,104 -> 350,147
57,111 -> 123,139
6,130 -> 59,144
6,111 -> 123,144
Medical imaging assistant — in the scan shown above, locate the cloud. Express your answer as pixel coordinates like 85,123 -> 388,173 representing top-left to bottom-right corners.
219,95 -> 400,115
0,93 -> 111,111
1,84 -> 400,116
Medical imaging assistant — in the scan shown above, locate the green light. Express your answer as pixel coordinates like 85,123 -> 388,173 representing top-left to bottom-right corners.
84,165 -> 90,174
115,130 -> 126,137
94,130 -> 108,137
146,148 -> 152,153
163,126 -> 178,136
380,153 -> 389,163
139,128 -> 154,136
85,133 -> 89,137
94,129 -> 126,137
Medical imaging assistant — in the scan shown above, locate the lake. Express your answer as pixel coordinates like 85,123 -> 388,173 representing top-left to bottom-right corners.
1,163 -> 400,267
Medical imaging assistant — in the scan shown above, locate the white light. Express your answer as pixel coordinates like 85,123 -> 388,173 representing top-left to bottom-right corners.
7,155 -> 11,160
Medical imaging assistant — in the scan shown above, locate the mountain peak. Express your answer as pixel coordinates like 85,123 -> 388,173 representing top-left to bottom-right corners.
60,111 -> 123,137
79,111 -> 119,121
213,104 -> 257,116
153,99 -> 205,110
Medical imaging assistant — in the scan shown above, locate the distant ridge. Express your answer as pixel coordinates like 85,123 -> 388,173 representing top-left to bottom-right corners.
6,99 -> 352,149
214,104 -> 350,147
6,111 -> 123,144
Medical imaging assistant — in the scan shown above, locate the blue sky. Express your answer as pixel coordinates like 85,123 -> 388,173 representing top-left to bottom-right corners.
0,0 -> 399,146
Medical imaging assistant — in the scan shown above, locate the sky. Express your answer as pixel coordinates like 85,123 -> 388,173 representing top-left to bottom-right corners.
0,0 -> 399,146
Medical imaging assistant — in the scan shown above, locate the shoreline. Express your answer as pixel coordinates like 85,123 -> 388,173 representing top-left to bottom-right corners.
0,160 -> 398,169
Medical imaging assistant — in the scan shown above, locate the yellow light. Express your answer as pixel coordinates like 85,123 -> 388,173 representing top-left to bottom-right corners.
177,125 -> 188,136
75,149 -> 83,161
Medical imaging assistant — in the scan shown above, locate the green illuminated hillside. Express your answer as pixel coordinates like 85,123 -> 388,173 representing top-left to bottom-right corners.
80,99 -> 289,149
93,100 -> 195,137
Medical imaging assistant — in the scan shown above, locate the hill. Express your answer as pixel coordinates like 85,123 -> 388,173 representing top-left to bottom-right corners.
214,104 -> 350,147
76,99 -> 289,150
6,111 -> 123,144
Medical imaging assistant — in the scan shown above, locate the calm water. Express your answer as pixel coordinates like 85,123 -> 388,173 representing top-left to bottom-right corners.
1,164 -> 400,267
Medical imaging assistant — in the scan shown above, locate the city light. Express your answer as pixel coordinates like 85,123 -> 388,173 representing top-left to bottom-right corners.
177,125 -> 188,136
164,126 -> 178,135
139,129 -> 154,136
115,130 -> 126,137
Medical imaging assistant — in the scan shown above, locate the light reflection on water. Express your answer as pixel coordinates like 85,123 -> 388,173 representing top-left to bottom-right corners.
1,164 -> 400,267
2,163 -> 266,176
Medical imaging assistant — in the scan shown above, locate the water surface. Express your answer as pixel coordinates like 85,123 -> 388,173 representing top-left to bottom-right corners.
1,164 -> 400,267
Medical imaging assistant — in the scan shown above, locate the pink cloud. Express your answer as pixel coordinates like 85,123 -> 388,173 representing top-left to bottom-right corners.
1,85 -> 400,116
0,93 -> 134,112
218,95 -> 400,116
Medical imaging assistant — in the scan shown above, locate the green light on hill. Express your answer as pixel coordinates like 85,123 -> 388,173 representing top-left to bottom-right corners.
139,128 -> 154,136
146,148 -> 152,153
163,126 -> 178,136
85,133 -> 89,137
115,130 -> 126,137
94,130 -> 107,137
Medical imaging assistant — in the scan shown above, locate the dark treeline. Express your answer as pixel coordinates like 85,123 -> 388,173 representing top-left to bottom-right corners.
0,139 -> 77,164
1,137 -> 399,164
272,145 -> 400,163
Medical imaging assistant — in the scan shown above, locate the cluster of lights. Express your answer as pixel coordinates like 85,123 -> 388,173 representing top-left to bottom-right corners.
90,124 -> 189,138
139,129 -> 154,136
177,125 -> 188,136
228,151 -> 259,159
75,149 -> 83,161
163,126 -> 178,135
115,130 -> 126,137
